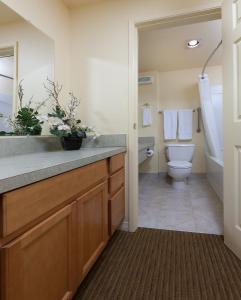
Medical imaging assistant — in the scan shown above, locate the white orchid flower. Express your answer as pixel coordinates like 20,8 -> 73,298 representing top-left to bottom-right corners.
36,115 -> 48,122
57,124 -> 71,131
48,117 -> 64,126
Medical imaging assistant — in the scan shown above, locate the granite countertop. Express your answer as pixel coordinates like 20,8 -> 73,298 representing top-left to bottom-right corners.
0,147 -> 126,194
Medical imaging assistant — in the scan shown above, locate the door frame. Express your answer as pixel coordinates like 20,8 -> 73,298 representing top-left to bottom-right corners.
128,5 -> 222,232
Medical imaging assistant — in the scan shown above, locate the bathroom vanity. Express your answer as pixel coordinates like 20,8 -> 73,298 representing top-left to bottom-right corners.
0,149 -> 126,300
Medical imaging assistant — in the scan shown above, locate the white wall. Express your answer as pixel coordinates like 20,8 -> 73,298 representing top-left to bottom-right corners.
69,0 -> 221,134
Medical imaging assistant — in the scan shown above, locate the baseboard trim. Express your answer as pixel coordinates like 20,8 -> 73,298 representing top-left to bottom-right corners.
119,220 -> 129,231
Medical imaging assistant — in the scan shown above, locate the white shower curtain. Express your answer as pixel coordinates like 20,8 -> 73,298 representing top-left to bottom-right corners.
198,74 -> 222,160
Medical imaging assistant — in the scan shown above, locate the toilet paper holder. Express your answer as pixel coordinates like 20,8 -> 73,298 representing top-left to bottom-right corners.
146,148 -> 154,158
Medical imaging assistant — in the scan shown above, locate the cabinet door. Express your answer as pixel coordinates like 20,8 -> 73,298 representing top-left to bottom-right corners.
77,182 -> 108,281
109,187 -> 125,235
1,203 -> 77,300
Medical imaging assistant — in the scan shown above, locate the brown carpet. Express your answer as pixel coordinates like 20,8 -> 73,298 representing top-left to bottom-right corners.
74,228 -> 241,300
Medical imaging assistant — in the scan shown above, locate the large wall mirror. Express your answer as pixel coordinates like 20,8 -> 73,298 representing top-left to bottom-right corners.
0,1 -> 54,135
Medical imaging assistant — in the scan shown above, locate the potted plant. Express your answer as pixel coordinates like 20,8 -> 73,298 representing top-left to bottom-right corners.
45,79 -> 98,150
8,81 -> 47,135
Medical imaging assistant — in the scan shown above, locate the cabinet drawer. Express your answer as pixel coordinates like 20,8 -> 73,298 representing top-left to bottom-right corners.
109,168 -> 124,196
109,187 -> 125,235
1,160 -> 108,237
109,153 -> 125,175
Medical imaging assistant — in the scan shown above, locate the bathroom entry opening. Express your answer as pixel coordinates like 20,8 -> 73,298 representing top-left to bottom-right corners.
128,6 -> 223,233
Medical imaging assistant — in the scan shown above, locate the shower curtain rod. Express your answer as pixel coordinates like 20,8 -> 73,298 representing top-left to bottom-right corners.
201,40 -> 222,79
0,73 -> 13,80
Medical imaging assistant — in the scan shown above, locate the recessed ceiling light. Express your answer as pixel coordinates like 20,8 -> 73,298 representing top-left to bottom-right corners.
187,39 -> 200,48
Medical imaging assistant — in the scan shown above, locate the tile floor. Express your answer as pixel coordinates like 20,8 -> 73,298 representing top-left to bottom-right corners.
139,173 -> 224,235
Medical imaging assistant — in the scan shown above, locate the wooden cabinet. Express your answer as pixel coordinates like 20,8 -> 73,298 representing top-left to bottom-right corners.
109,187 -> 125,235
0,154 -> 125,300
0,203 -> 77,300
108,154 -> 125,236
77,182 -> 108,281
1,160 -> 108,238
109,153 -> 125,174
109,168 -> 125,196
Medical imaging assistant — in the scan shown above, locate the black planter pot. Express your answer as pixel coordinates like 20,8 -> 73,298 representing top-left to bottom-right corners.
61,136 -> 83,150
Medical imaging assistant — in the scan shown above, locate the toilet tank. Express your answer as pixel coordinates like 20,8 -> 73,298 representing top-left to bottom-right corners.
166,144 -> 195,162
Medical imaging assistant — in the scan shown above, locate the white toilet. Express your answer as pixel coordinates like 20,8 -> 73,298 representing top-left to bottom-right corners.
166,144 -> 195,189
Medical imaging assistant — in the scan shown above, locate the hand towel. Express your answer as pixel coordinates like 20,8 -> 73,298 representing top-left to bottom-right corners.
142,106 -> 152,127
163,110 -> 177,140
178,109 -> 193,140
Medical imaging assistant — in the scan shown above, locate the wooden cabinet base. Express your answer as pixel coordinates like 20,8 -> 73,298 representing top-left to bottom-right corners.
0,154 -> 126,300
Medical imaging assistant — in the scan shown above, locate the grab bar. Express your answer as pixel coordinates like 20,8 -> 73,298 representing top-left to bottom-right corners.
197,107 -> 201,133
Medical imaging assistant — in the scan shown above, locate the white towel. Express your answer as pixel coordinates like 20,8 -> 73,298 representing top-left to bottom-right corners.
142,106 -> 152,127
163,110 -> 177,140
178,109 -> 193,140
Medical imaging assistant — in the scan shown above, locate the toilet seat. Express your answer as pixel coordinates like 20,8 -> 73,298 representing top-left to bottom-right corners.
168,161 -> 192,169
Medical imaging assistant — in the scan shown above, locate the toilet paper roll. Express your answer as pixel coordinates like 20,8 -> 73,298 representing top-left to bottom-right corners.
146,149 -> 154,157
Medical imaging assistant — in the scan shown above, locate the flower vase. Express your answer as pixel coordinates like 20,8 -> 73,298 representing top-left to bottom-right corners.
60,136 -> 83,150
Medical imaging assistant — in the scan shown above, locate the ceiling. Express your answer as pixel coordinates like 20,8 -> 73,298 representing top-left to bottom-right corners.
139,19 -> 222,73
63,0 -> 108,8
0,2 -> 22,25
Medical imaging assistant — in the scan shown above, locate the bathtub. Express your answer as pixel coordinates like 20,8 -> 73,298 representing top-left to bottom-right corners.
206,153 -> 223,201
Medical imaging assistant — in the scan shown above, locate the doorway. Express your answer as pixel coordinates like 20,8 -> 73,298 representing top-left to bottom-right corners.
137,17 -> 223,234
128,7 -> 223,233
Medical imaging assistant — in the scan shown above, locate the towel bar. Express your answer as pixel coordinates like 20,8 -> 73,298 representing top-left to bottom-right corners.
158,109 -> 196,113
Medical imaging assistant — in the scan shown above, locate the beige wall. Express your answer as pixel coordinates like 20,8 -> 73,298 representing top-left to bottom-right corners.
69,0 -> 221,134
1,0 -> 70,91
138,65 -> 222,174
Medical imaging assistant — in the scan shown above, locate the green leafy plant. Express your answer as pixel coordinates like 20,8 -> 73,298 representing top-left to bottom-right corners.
8,81 -> 47,135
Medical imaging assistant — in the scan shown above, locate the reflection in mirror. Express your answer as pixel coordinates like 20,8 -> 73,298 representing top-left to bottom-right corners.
0,46 -> 14,132
0,1 -> 54,135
